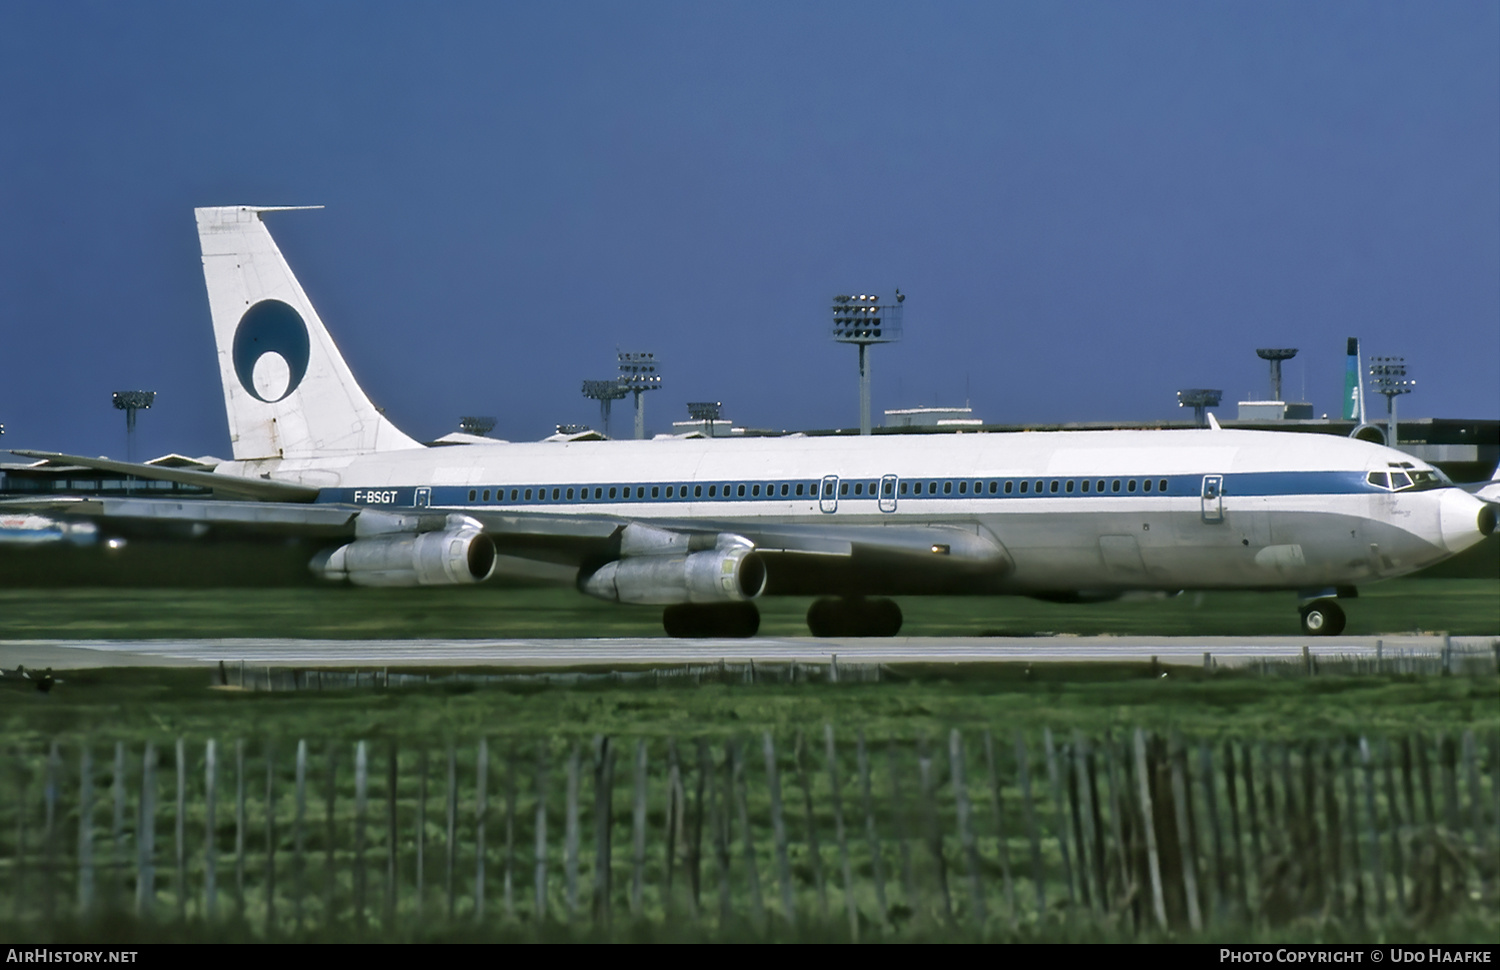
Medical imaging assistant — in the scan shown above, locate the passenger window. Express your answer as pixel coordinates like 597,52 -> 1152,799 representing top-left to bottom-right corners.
592,487 -> 601,499
929,482 -> 937,493
1111,480 -> 1121,493
1004,481 -> 1013,494
1127,480 -> 1137,492
796,483 -> 804,496
1366,472 -> 1388,489
780,483 -> 789,496
1097,480 -> 1106,493
824,482 -> 835,497
1065,480 -> 1074,493
1143,479 -> 1152,492
1159,479 -> 1167,492
959,481 -> 967,494
525,489 -> 533,500
854,482 -> 863,496
914,481 -> 922,495
483,490 -> 491,502
1020,481 -> 1028,493
695,485 -> 703,498
841,483 -> 849,496
1049,481 -> 1059,494
468,490 -> 476,501
944,481 -> 953,494
606,487 -> 615,499
1081,480 -> 1089,493
900,482 -> 908,495
567,488 -> 574,500
709,485 -> 717,497
1034,480 -> 1043,493
738,484 -> 746,497
652,486 -> 660,498
988,481 -> 997,494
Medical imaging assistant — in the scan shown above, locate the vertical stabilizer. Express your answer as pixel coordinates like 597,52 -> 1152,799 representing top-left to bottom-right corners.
1342,337 -> 1366,423
196,206 -> 420,461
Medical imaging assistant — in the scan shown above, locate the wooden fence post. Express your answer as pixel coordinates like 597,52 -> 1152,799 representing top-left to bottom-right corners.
1222,741 -> 1250,919
446,743 -> 458,920
1133,729 -> 1167,931
763,732 -> 795,925
475,738 -> 489,923
504,745 -> 517,922
1379,738 -> 1407,911
293,740 -> 306,930
78,745 -> 94,919
534,745 -> 549,923
1168,733 -> 1203,931
387,740 -> 398,925
417,748 -> 428,917
1042,728 -> 1077,909
888,740 -> 917,917
1358,738 -> 1386,919
631,740 -> 647,921
355,740 -> 368,924
264,740 -> 277,932
591,736 -> 614,926
855,729 -> 888,927
113,742 -> 126,911
324,742 -> 338,920
174,738 -> 186,922
565,742 -> 580,922
794,731 -> 827,920
1197,742 -> 1227,923
137,742 -> 156,919
981,731 -> 1017,928
204,740 -> 216,921
1014,733 -> 1045,917
730,739 -> 764,929
826,725 -> 859,940
949,730 -> 985,927
917,735 -> 953,924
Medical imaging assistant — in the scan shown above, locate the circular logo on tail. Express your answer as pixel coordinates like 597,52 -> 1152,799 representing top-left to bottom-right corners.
233,300 -> 310,403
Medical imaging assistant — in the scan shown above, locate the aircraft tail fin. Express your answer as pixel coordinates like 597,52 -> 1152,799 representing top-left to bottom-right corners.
195,206 -> 420,461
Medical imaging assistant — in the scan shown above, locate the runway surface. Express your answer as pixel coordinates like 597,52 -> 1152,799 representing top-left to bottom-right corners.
0,634 -> 1489,670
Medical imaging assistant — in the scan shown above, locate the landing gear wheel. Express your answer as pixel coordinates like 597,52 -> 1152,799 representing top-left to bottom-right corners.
662,602 -> 760,638
1299,600 -> 1346,637
805,597 -> 903,637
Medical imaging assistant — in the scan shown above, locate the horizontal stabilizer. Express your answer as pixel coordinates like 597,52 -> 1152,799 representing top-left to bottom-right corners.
9,450 -> 320,503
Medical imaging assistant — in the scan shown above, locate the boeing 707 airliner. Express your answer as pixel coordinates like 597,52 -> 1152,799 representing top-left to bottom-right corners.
10,206 -> 1495,637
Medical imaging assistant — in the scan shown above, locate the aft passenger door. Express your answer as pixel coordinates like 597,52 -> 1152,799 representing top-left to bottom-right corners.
415,486 -> 432,508
1200,475 -> 1224,524
820,475 -> 839,514
879,474 -> 898,513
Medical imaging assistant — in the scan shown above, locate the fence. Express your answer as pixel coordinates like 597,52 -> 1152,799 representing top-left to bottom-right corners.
3,727 -> 1497,936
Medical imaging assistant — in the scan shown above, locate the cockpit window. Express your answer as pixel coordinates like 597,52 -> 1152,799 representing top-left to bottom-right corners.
1366,471 -> 1389,489
1389,471 -> 1413,490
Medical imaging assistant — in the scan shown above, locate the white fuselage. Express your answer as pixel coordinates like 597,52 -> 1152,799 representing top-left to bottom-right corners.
219,427 -> 1487,596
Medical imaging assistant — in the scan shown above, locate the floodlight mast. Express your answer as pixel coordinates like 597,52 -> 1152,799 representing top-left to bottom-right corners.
581,380 -> 628,438
1368,356 -> 1414,445
1255,348 -> 1298,402
831,291 -> 904,435
617,352 -> 661,440
1176,388 -> 1223,428
112,390 -> 155,462
458,416 -> 496,437
686,401 -> 722,438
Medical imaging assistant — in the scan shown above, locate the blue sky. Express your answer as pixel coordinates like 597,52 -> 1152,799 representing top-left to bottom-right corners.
2,1 -> 1496,459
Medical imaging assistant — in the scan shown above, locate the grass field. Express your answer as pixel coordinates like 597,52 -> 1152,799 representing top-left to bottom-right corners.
0,576 -> 1496,640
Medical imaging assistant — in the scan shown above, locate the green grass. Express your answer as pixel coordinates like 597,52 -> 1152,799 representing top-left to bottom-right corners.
3,664 -> 1495,745
0,577 -> 1496,640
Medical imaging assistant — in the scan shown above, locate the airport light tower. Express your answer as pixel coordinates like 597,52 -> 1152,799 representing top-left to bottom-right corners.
1176,388 -> 1223,428
112,390 -> 155,462
1368,357 -> 1414,446
1255,348 -> 1298,402
458,416 -> 496,437
686,401 -> 723,438
581,380 -> 629,438
617,352 -> 661,440
832,290 -> 904,435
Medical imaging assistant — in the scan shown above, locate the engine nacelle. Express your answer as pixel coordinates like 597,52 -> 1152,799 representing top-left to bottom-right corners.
579,535 -> 766,605
311,516 -> 496,587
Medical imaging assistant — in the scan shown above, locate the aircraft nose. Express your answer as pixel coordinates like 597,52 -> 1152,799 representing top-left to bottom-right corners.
1438,489 -> 1492,553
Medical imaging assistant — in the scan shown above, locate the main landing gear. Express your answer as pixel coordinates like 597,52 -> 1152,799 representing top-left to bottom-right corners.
805,597 -> 903,637
662,602 -> 760,638
1298,599 -> 1347,637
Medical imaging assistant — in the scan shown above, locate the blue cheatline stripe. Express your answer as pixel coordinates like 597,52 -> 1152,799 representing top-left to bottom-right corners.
313,470 -> 1375,508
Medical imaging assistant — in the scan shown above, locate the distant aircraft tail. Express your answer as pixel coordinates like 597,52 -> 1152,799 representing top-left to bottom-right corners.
195,206 -> 420,461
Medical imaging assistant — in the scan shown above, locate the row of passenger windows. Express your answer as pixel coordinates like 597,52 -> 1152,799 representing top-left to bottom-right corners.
462,477 -> 1173,503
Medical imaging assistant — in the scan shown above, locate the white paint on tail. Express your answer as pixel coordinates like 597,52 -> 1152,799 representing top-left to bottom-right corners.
196,206 -> 420,461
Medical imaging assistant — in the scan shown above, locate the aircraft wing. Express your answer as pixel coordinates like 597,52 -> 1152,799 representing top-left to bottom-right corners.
8,450 -> 320,502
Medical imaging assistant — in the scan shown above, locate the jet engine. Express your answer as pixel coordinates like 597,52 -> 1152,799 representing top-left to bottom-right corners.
579,533 -> 766,605
310,512 -> 496,587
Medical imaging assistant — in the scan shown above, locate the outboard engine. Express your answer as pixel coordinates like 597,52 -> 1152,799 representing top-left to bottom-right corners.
579,526 -> 766,604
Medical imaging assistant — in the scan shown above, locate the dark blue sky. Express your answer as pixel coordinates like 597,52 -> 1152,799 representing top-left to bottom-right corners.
2,2 -> 1496,460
